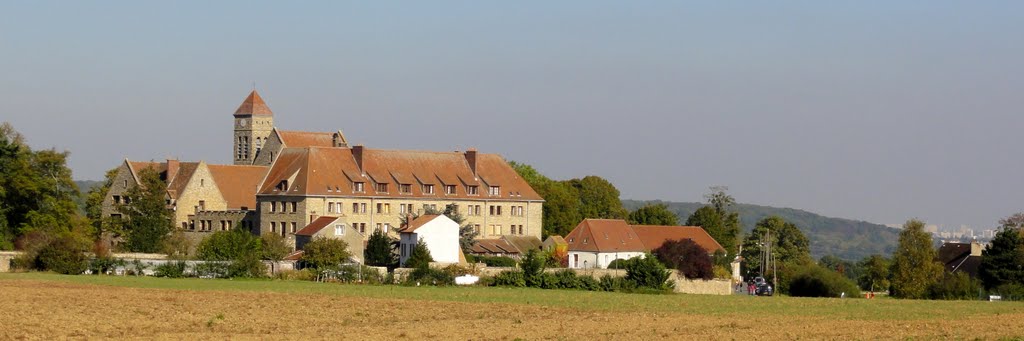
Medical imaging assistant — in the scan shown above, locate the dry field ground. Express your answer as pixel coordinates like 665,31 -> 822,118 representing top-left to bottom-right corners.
2,273 -> 1024,340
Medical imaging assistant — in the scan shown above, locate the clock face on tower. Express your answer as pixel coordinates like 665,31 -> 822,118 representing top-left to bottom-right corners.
239,119 -> 248,127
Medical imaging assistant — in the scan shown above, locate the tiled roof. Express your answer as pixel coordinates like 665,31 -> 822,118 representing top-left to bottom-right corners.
400,214 -> 442,233
295,216 -> 340,236
470,238 -> 521,254
127,161 -> 167,182
503,236 -> 543,254
207,164 -> 268,209
565,219 -> 647,253
938,243 -> 972,264
257,146 -> 542,201
631,225 -> 725,253
565,219 -> 725,254
165,162 -> 200,200
233,90 -> 273,116
277,130 -> 334,148
543,235 -> 567,246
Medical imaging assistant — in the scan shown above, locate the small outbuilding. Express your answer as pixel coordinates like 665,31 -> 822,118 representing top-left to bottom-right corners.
294,216 -> 366,263
399,214 -> 460,266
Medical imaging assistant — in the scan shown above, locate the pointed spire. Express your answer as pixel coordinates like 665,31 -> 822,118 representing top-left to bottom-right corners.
233,90 -> 273,116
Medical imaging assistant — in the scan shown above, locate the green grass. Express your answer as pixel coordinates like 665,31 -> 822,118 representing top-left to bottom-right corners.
4,272 -> 1023,321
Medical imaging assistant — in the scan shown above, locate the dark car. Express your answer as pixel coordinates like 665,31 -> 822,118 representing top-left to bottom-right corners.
753,276 -> 773,296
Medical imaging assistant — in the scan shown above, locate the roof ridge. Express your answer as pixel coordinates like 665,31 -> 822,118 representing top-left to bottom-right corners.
233,90 -> 273,116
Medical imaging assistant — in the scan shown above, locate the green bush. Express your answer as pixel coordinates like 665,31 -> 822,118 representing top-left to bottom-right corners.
303,237 -> 352,270
599,274 -> 618,291
991,284 -> 1024,301
578,275 -> 600,291
35,236 -> 89,275
194,262 -> 230,278
624,254 -> 672,291
196,229 -> 261,261
521,250 -> 547,287
155,261 -> 188,278
492,270 -> 526,287
788,265 -> 861,298
403,239 -> 433,269
606,258 -> 630,269
88,257 -> 125,275
928,272 -> 981,300
406,266 -> 454,286
228,254 -> 266,278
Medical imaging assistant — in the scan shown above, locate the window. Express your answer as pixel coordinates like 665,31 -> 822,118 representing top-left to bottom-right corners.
271,222 -> 277,233
198,200 -> 205,211
123,180 -> 128,188
423,204 -> 436,212
384,223 -> 391,233
518,225 -> 523,235
376,183 -> 388,193
335,224 -> 345,236
376,223 -> 383,232
400,184 -> 411,194
489,186 -> 501,196
291,222 -> 297,233
276,180 -> 288,191
354,182 -> 365,193
327,202 -> 334,213
359,223 -> 366,234
474,224 -> 481,234
489,205 -> 502,216
113,195 -> 121,204
281,222 -> 287,237
444,185 -> 456,195
290,202 -> 297,213
510,225 -> 516,235
466,185 -> 478,195
200,178 -> 205,187
422,184 -> 434,194
271,202 -> 277,212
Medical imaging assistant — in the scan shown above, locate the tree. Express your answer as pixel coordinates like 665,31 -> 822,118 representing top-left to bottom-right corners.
260,232 -> 290,262
508,161 -> 581,237
365,228 -> 397,267
404,239 -> 433,269
889,219 -> 943,299
302,237 -> 352,270
858,254 -> 890,292
653,239 -> 714,280
34,234 -> 90,275
686,187 -> 741,256
979,214 -> 1024,290
624,253 -> 672,290
568,175 -> 627,220
740,216 -> 812,293
628,203 -> 678,226
85,167 -> 119,238
196,228 -> 261,261
119,167 -> 172,253
520,249 -> 547,287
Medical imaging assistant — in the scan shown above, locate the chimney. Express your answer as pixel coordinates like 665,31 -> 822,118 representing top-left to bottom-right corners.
465,148 -> 478,177
166,159 -> 180,181
352,145 -> 365,174
971,241 -> 983,256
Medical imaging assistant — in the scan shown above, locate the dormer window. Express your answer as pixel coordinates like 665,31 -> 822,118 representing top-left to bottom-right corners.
375,183 -> 388,193
400,184 -> 411,194
466,185 -> 478,195
489,186 -> 501,196
444,185 -> 456,195
276,180 -> 288,191
423,184 -> 435,194
353,182 -> 365,193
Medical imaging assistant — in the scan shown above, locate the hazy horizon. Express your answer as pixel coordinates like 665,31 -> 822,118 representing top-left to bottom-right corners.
3,2 -> 1022,230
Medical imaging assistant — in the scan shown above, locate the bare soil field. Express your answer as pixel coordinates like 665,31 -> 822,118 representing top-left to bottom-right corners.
2,274 -> 1024,340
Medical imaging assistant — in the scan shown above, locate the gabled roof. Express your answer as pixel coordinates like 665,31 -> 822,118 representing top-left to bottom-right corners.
207,164 -> 269,209
503,236 -> 543,254
165,162 -> 200,200
543,235 -> 567,246
631,225 -> 725,253
277,130 -> 334,148
234,90 -> 273,116
471,238 -> 520,254
126,161 -> 167,183
295,216 -> 341,236
565,219 -> 647,253
565,219 -> 725,254
401,214 -> 442,233
257,146 -> 543,201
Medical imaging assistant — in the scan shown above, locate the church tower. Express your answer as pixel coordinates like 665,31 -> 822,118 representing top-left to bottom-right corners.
232,90 -> 274,165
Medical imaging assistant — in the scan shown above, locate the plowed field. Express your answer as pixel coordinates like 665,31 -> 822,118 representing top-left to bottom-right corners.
2,273 -> 1023,340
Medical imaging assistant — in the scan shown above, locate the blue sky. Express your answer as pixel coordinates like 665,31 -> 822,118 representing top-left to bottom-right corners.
3,2 -> 1023,229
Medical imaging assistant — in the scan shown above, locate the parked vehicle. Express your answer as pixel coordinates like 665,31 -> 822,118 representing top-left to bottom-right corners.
753,276 -> 773,296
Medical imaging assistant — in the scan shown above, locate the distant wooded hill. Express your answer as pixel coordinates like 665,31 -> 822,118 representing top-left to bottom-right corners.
622,199 -> 899,261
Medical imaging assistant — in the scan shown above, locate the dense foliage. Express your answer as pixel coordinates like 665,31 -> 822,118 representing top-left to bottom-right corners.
685,188 -> 741,256
788,265 -> 860,298
404,239 -> 433,269
740,216 -> 813,293
857,255 -> 890,292
118,167 -> 172,253
364,229 -> 397,267
928,272 -> 981,300
653,239 -> 714,280
978,214 -> 1024,290
196,228 -> 261,261
889,219 -> 944,299
624,253 -> 673,291
302,237 -> 353,270
627,203 -> 678,226
34,234 -> 90,274
509,162 -> 627,237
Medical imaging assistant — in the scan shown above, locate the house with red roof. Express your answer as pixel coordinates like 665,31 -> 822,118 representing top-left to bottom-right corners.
565,219 -> 725,269
294,216 -> 366,263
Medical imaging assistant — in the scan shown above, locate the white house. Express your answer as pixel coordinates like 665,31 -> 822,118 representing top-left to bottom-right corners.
399,214 -> 460,266
565,219 -> 725,269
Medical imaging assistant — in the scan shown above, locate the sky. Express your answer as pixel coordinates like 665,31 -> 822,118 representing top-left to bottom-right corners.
2,2 -> 1023,230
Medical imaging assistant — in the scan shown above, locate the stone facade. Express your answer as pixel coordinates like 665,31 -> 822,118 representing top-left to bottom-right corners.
100,161 -> 150,221
251,129 -> 284,166
171,162 -> 228,230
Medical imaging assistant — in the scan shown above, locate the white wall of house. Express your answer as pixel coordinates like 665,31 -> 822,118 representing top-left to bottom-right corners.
399,216 -> 460,266
568,251 -> 645,269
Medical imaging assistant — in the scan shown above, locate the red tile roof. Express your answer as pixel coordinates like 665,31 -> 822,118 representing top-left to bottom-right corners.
400,214 -> 442,233
257,146 -> 542,201
207,164 -> 268,210
565,219 -> 647,253
277,130 -> 334,148
234,90 -> 273,116
296,216 -> 340,236
565,219 -> 725,254
470,238 -> 521,254
631,225 -> 725,253
165,162 -> 200,200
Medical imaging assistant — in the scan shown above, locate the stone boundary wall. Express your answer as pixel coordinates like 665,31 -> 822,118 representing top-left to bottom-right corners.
0,251 -> 20,273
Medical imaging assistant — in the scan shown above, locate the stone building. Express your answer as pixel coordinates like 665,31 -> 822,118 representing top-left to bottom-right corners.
255,145 -> 544,248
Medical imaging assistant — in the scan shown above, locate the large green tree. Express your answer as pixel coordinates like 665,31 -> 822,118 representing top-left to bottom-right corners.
303,237 -> 352,270
85,167 -> 120,238
857,254 -> 890,292
740,216 -> 812,292
685,187 -> 741,256
364,228 -> 397,267
889,219 -> 943,299
628,203 -> 678,226
568,175 -> 628,220
119,167 -> 172,253
196,228 -> 261,261
508,161 -> 581,237
978,213 -> 1024,290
